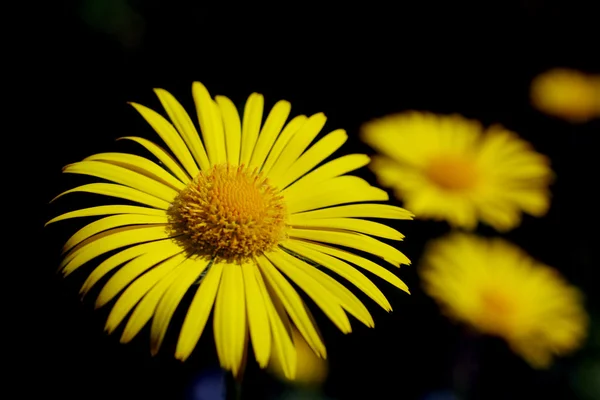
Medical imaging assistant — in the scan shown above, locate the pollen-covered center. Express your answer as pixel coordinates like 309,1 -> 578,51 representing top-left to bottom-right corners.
168,164 -> 288,263
425,155 -> 478,191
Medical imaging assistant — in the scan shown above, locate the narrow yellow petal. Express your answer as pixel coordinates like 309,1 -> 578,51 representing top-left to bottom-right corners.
277,129 -> 347,189
154,88 -> 211,171
80,240 -> 170,296
288,217 -> 404,241
213,263 -> 246,376
175,262 -> 224,361
282,244 -> 376,326
61,225 -> 169,275
130,102 -> 200,176
289,228 -> 410,267
283,154 -> 370,198
150,258 -> 210,355
120,262 -> 187,343
215,95 -> 242,166
45,205 -> 165,226
258,270 -> 297,379
261,115 -> 307,174
297,240 -> 410,295
256,256 -> 326,358
63,214 -> 169,254
268,249 -> 352,333
241,262 -> 271,368
50,183 -> 170,210
284,240 -> 394,311
240,93 -> 264,166
290,203 -> 414,221
192,82 -> 226,165
63,161 -> 178,203
268,113 -> 327,186
85,152 -> 186,191
117,136 -> 191,183
285,177 -> 388,214
95,240 -> 183,308
105,253 -> 187,333
249,100 -> 291,170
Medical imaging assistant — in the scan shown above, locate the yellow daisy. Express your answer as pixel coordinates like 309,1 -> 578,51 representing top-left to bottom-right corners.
420,233 -> 588,368
361,112 -> 553,231
530,68 -> 600,123
46,82 -> 412,379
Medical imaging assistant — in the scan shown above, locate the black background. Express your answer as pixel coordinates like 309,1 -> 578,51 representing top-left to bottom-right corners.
24,1 -> 600,399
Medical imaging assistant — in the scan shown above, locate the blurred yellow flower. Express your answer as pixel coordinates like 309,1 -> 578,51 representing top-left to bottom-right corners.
420,233 -> 588,368
269,326 -> 328,387
530,68 -> 600,123
361,112 -> 553,231
47,82 -> 412,380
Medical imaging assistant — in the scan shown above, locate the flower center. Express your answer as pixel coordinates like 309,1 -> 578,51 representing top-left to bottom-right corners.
478,289 -> 516,335
425,155 -> 478,191
168,164 -> 288,263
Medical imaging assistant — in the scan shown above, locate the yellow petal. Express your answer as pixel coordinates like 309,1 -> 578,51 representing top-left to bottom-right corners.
117,136 -> 191,183
249,100 -> 291,170
213,263 -> 246,376
95,240 -> 183,308
288,217 -> 404,241
175,262 -> 224,361
290,203 -> 413,221
280,245 -> 374,327
283,154 -> 370,198
284,240 -> 394,311
45,205 -> 165,226
150,257 -> 210,355
241,262 -> 271,368
285,177 -> 388,214
51,183 -> 170,210
192,82 -> 226,166
80,240 -> 170,296
85,152 -> 186,191
289,228 -> 410,267
268,113 -> 326,185
260,115 -> 307,174
256,256 -> 326,358
215,95 -> 242,166
120,262 -> 188,343
63,214 -> 169,254
61,225 -> 169,275
257,268 -> 297,379
298,241 -> 410,295
154,88 -> 211,171
63,161 -> 178,203
130,102 -> 200,176
277,129 -> 347,189
269,249 -> 352,333
105,253 -> 187,333
240,93 -> 264,166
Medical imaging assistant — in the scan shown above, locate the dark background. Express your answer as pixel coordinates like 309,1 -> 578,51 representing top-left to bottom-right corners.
25,1 -> 599,399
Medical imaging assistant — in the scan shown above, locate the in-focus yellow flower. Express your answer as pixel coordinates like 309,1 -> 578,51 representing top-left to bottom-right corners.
530,68 -> 600,123
420,233 -> 588,368
361,112 -> 553,231
47,82 -> 412,379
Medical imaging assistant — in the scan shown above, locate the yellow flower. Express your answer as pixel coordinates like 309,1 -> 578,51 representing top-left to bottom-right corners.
420,233 -> 588,368
268,326 -> 328,387
47,82 -> 412,379
361,112 -> 553,231
530,68 -> 600,123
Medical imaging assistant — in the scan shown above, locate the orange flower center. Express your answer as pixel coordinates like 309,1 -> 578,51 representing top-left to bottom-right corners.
168,164 -> 288,263
425,155 -> 478,191
478,289 -> 516,335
